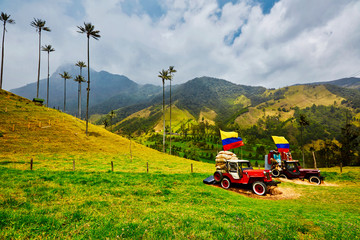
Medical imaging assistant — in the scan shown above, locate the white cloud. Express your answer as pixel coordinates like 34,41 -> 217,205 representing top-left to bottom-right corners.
1,0 -> 360,91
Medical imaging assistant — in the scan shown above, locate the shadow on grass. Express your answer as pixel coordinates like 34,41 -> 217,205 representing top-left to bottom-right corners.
88,132 -> 102,137
0,161 -> 26,165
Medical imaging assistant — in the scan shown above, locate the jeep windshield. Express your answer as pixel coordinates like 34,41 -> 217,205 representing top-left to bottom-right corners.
240,162 -> 253,170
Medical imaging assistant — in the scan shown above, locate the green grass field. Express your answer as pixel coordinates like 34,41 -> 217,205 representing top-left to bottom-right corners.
1,89 -> 360,239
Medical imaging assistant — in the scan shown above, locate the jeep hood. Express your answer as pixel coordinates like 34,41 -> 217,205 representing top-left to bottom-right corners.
244,169 -> 268,177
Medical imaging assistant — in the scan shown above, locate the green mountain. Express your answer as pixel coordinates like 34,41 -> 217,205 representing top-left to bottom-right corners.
104,77 -> 360,136
11,64 -> 161,116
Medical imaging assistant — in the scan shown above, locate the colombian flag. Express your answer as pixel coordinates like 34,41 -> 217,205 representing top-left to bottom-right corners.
220,130 -> 244,151
272,136 -> 290,152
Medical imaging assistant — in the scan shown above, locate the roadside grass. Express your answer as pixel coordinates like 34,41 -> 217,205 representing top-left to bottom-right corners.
1,168 -> 359,239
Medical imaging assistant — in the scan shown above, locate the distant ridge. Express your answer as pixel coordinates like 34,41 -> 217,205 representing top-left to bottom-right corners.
306,77 -> 360,90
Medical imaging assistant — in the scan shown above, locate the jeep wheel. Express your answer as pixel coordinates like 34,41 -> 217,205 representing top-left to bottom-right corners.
252,181 -> 267,196
221,178 -> 231,189
214,171 -> 223,183
309,176 -> 321,185
271,169 -> 280,177
279,174 -> 287,179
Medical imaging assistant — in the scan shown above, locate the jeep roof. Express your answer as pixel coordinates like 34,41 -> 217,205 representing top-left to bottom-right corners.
227,159 -> 250,163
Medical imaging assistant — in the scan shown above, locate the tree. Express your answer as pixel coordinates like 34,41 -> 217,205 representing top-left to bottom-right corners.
167,66 -> 176,155
109,110 -> 115,132
41,44 -> 54,107
31,18 -> 51,98
73,75 -> 86,118
75,61 -> 87,118
158,69 -> 170,153
0,12 -> 15,90
298,113 -> 310,167
59,71 -> 72,112
339,112 -> 360,166
77,22 -> 100,136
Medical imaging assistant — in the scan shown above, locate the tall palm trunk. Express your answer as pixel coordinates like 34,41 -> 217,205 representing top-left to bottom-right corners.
46,52 -> 49,106
79,67 -> 82,119
63,79 -> 66,112
77,81 -> 81,118
0,23 -> 5,89
36,30 -> 41,98
86,37 -> 90,136
162,80 -> 165,153
169,80 -> 172,155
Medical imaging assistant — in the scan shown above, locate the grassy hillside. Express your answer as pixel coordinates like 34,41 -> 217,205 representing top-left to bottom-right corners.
1,89 -> 360,239
0,89 -> 211,174
235,85 -> 345,128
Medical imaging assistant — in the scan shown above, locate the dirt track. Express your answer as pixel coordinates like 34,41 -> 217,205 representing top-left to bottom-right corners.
275,178 -> 338,187
212,178 -> 337,200
213,185 -> 300,200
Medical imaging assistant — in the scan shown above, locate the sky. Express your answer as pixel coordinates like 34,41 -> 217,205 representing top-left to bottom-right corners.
1,0 -> 360,91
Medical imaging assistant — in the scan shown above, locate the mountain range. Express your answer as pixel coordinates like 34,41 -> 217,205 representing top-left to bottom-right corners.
10,65 -> 360,135
11,64 -> 162,116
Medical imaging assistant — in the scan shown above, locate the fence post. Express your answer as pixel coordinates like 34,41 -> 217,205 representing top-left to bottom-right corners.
191,163 -> 193,173
147,162 -> 149,173
30,158 -> 33,170
111,161 -> 114,172
73,160 -> 75,171
12,124 -> 15,131
340,162 -> 342,173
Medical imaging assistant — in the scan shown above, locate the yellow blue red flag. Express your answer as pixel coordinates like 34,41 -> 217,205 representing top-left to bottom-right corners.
272,136 -> 289,152
220,130 -> 244,151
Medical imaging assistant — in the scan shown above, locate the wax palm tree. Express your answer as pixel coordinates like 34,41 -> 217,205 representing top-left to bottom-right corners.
158,69 -> 170,153
77,22 -> 100,136
59,71 -> 72,112
75,61 -> 87,118
74,75 -> 86,118
31,18 -> 51,98
75,61 -> 86,76
0,12 -> 15,90
167,66 -> 176,155
109,110 -> 115,132
41,44 -> 54,107
298,114 -> 310,167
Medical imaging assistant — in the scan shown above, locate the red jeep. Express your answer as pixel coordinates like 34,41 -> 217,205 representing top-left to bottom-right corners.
213,159 -> 279,196
271,160 -> 324,185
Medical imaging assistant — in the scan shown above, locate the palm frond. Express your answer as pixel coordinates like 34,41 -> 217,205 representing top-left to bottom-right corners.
0,12 -> 15,24
77,22 -> 101,40
75,61 -> 87,68
41,44 -> 55,52
74,75 -> 86,83
59,71 -> 72,80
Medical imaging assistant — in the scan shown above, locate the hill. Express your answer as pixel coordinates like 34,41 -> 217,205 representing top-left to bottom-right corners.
105,77 -> 267,134
0,89 -> 211,173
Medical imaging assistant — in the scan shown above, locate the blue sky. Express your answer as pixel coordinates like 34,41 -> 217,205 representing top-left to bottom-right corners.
1,0 -> 360,90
